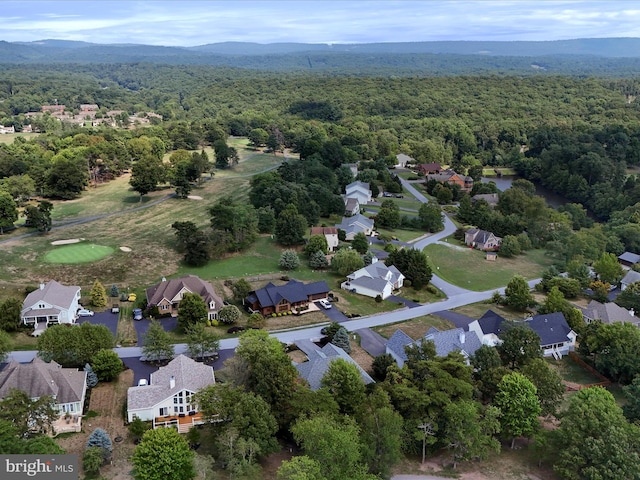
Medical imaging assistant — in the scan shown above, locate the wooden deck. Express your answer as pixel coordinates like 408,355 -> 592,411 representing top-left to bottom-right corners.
154,412 -> 204,433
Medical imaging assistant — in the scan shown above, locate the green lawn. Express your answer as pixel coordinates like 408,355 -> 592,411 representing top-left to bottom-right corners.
375,315 -> 455,340
422,244 -> 554,291
375,227 -> 425,243
0,133 -> 40,144
552,356 -> 604,385
44,243 -> 115,264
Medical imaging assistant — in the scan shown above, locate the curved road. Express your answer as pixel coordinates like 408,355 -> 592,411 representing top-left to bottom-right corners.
6,169 -> 541,363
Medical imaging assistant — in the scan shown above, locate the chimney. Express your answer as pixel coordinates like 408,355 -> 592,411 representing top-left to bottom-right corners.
162,277 -> 166,282
630,308 -> 635,317
169,376 -> 175,389
40,282 -> 45,290
459,331 -> 465,344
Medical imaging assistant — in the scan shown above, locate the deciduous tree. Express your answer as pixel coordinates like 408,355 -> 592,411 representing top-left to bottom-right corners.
275,204 -> 308,246
386,248 -> 432,289
351,232 -> 369,254
0,190 -> 17,234
331,247 -> 364,276
494,372 -> 541,448
177,292 -> 208,330
304,234 -> 328,256
132,427 -> 195,480
503,275 -> 536,311
141,320 -> 174,363
185,322 -> 220,361
321,358 -> 365,415
90,349 -> 123,382
37,323 -> 114,367
0,298 -> 21,332
497,325 -> 542,369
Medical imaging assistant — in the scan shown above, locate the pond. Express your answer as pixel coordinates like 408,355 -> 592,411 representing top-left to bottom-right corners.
481,176 -> 569,208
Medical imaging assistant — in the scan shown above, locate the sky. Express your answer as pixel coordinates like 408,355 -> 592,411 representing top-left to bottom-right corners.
1,1 -> 639,47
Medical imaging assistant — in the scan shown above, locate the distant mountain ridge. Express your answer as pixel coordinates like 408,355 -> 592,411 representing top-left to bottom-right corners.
8,37 -> 640,58
2,38 -> 640,76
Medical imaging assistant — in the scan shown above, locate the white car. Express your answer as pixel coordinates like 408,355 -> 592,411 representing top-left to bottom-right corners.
77,308 -> 94,317
137,379 -> 148,386
318,299 -> 332,309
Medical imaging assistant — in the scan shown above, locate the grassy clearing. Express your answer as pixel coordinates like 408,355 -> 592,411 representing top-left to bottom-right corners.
375,315 -> 455,339
451,301 -> 528,321
375,227 -> 425,243
423,244 -> 554,290
0,133 -> 39,144
552,356 -> 603,385
44,243 -> 115,264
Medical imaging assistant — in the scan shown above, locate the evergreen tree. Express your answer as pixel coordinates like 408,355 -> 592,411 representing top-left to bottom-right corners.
84,363 -> 99,388
86,428 -> 112,460
90,280 -> 107,308
331,327 -> 351,353
142,320 -> 175,363
279,250 -> 300,270
309,250 -> 329,269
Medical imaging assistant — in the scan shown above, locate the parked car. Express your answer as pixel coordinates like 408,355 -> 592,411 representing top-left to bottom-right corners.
77,309 -> 94,317
111,304 -> 120,314
227,326 -> 246,334
132,308 -> 143,321
394,193 -> 404,198
137,379 -> 148,386
318,299 -> 332,309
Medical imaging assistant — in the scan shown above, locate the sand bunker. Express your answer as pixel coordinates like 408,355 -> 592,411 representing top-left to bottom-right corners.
188,195 -> 203,200
120,246 -> 132,252
51,238 -> 82,246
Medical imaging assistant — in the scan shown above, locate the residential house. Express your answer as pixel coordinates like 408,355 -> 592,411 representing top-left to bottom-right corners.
21,281 -> 81,335
471,193 -> 500,207
146,275 -> 223,320
524,312 -> 577,359
294,341 -> 374,390
127,355 -> 215,432
581,300 -> 637,325
467,310 -> 507,347
345,163 -> 359,177
424,327 -> 482,364
310,226 -> 339,252
345,181 -> 372,205
385,327 -> 482,367
341,263 -> 404,299
245,279 -> 330,316
464,228 -> 502,251
426,169 -> 474,192
344,197 -> 360,216
0,125 -> 15,134
41,105 -> 66,114
621,270 -> 640,290
618,251 -> 640,269
335,214 -> 375,240
0,358 -> 87,434
417,163 -> 442,175
395,154 -> 413,168
385,329 -> 415,368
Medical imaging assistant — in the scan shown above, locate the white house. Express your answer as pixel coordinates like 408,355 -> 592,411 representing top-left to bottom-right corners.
341,263 -> 404,299
345,181 -> 372,205
467,310 -> 507,347
525,313 -> 577,360
21,281 -> 81,332
0,358 -> 87,434
310,226 -> 339,252
395,153 -> 413,168
127,355 -> 216,432
335,214 -> 374,240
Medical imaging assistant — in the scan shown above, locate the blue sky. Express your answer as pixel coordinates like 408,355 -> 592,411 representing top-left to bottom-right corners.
1,1 -> 639,46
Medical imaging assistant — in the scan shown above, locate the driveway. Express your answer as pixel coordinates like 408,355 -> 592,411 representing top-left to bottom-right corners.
78,311 -> 119,339
432,310 -> 475,329
355,328 -> 387,357
388,294 -> 422,308
122,348 -> 235,386
316,301 -> 350,323
132,316 -> 178,343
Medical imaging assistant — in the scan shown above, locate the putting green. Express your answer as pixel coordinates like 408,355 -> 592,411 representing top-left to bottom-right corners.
44,243 -> 115,264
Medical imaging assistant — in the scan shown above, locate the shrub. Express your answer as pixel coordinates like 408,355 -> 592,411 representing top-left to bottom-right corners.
128,417 -> 151,441
218,305 -> 241,324
83,446 -> 104,475
375,295 -> 383,303
403,279 -> 412,288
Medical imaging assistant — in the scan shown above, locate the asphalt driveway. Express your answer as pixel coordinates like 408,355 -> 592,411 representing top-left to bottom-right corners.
316,301 -> 350,323
355,328 -> 387,357
388,295 -> 422,308
78,311 -> 118,338
132,316 -> 178,343
432,310 -> 475,329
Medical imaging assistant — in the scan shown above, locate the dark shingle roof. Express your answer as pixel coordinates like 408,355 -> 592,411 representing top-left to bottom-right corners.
525,312 -> 573,346
477,310 -> 507,335
386,329 -> 414,363
146,275 -> 223,309
252,280 -> 330,309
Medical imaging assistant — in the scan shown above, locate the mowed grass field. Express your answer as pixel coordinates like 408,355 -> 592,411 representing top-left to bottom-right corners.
0,142 -> 296,292
44,243 -> 114,263
423,243 -> 555,291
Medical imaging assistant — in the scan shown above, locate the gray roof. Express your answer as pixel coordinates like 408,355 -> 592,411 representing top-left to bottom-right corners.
127,355 -> 215,411
346,181 -> 370,193
345,197 -> 359,212
386,329 -> 414,363
524,313 -> 573,347
336,214 -> 374,232
472,193 -> 499,205
622,270 -> 640,285
619,251 -> 640,264
347,276 -> 390,293
146,275 -> 223,310
424,327 -> 482,358
581,300 -> 637,324
21,280 -> 79,314
0,357 -> 86,405
295,343 -> 374,391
